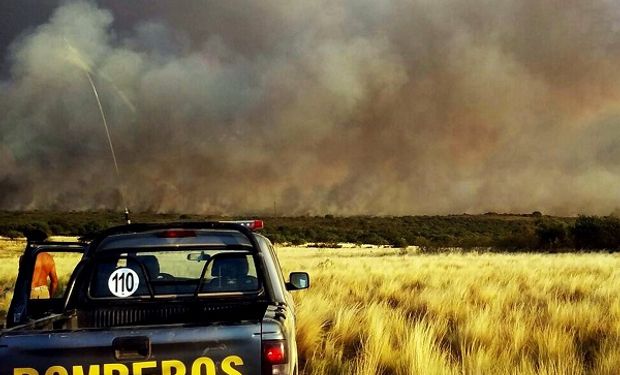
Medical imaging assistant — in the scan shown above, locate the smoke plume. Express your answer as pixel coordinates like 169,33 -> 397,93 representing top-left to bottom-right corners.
2,0 -> 620,215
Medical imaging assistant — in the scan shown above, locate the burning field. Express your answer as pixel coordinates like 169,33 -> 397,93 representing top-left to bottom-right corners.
3,1 -> 620,216
1,239 -> 619,374
3,1 -> 620,372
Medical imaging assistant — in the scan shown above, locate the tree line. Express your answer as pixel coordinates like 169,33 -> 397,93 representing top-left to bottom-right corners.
0,211 -> 618,251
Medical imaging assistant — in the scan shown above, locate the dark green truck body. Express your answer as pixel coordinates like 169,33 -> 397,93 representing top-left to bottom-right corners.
0,222 -> 309,375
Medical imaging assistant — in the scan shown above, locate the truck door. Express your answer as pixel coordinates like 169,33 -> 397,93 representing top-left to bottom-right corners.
6,242 -> 86,328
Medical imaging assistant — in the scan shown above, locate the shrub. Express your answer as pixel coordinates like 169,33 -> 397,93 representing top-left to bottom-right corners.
535,219 -> 569,249
2,230 -> 23,239
21,222 -> 51,240
390,237 -> 409,249
573,216 -> 620,250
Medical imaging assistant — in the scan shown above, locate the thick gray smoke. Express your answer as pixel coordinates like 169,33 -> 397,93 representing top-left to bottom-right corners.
2,0 -> 620,215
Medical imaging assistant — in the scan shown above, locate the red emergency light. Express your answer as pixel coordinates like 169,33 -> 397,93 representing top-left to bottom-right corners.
221,220 -> 264,231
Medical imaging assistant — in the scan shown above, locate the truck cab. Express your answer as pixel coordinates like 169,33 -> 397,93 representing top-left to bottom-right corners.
2,221 -> 309,375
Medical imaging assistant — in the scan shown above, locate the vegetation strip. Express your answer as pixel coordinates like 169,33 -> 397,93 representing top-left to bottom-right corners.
1,211 -> 620,251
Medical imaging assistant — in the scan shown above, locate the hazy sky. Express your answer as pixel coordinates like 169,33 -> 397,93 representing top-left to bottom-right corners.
1,0 -> 620,215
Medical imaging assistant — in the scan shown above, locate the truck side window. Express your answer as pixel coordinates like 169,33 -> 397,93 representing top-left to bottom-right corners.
267,242 -> 287,289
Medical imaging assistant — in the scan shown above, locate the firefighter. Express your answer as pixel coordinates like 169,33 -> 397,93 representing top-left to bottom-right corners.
30,252 -> 58,299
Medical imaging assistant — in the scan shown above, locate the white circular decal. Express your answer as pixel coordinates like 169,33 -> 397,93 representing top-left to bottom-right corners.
108,268 -> 139,297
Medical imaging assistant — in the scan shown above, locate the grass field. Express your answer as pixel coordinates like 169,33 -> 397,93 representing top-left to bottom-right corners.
0,238 -> 81,322
278,247 -> 620,375
1,240 -> 619,374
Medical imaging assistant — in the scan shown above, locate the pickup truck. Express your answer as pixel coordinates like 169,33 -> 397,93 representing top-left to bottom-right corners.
1,221 -> 309,375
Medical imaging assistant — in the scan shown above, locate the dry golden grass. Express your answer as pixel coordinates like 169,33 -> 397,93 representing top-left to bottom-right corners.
0,239 -> 26,321
0,239 -> 80,322
276,247 -> 620,375
1,240 -> 619,374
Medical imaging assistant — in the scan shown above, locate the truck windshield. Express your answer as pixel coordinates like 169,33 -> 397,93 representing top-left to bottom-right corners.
89,249 -> 260,298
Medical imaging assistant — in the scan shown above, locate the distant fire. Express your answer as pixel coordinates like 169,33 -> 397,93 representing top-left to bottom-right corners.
1,1 -> 620,215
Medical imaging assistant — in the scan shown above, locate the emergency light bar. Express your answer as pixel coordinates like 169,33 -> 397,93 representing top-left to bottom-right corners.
220,220 -> 264,231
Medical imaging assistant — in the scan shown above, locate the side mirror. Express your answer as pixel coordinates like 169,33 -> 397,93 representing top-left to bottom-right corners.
286,272 -> 310,291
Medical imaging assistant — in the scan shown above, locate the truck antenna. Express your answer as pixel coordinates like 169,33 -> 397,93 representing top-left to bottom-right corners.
124,207 -> 131,225
85,70 -> 131,224
65,39 -> 132,224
